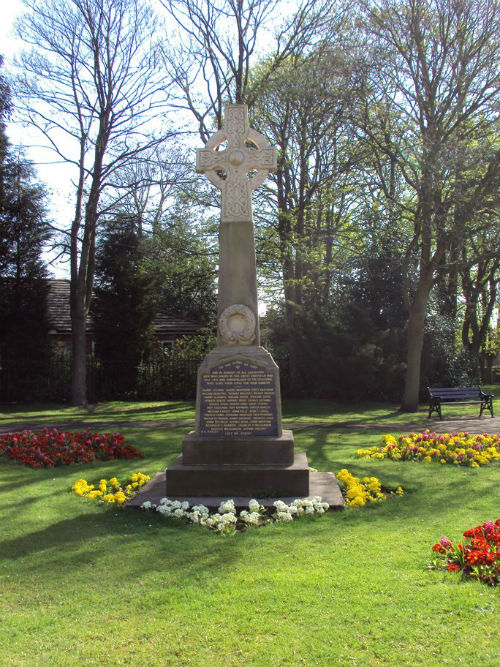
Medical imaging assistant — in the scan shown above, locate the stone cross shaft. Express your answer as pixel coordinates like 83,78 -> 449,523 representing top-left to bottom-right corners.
196,103 -> 277,223
196,103 -> 276,347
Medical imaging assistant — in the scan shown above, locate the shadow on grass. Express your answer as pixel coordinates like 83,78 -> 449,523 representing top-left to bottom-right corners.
0,505 -> 254,584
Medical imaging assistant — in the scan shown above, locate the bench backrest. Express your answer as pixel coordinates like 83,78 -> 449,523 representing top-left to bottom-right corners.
427,386 -> 482,400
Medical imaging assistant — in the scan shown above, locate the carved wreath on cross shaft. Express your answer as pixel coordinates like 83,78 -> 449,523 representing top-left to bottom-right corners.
218,304 -> 256,345
196,104 -> 277,223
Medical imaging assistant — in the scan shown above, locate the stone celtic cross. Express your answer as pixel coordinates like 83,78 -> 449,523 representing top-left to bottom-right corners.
196,103 -> 277,223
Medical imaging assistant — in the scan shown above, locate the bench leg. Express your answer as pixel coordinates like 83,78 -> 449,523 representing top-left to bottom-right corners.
428,401 -> 442,420
480,399 -> 494,417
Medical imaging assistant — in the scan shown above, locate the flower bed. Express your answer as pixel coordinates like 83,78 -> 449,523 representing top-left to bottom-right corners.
140,496 -> 330,535
357,431 -> 500,467
336,469 -> 404,507
72,472 -> 150,504
430,520 -> 500,586
0,428 -> 142,467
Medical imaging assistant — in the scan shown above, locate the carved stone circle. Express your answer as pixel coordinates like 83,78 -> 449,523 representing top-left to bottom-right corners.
196,103 -> 277,222
218,304 -> 256,345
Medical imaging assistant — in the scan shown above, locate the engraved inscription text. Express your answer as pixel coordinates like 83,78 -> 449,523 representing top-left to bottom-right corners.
199,360 -> 278,437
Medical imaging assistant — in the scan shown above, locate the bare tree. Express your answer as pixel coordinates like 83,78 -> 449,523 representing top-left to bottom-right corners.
15,0 -> 172,404
357,0 -> 500,410
102,145 -> 193,236
161,0 -> 334,140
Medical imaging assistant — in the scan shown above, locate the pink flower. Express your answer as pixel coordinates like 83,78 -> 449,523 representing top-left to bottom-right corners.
439,537 -> 453,549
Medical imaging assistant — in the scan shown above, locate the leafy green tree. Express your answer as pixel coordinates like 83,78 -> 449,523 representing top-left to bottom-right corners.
251,42 -> 367,393
146,208 -> 217,326
357,0 -> 500,410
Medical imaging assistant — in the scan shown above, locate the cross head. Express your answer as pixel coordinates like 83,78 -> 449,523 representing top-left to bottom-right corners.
196,103 -> 277,223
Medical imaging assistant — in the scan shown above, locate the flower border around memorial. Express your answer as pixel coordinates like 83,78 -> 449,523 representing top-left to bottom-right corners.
72,472 -> 150,504
429,520 -> 500,586
357,431 -> 500,467
140,496 -> 330,535
0,428 -> 142,467
336,469 -> 404,507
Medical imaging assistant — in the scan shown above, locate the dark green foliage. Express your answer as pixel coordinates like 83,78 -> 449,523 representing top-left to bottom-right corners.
264,250 -> 407,401
0,59 -> 51,400
93,216 -> 160,395
147,216 -> 217,326
0,154 -> 51,401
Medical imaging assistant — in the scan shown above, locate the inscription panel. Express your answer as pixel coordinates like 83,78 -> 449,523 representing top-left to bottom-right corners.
199,360 -> 278,437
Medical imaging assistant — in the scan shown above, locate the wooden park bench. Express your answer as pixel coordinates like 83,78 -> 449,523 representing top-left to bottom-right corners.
427,386 -> 494,420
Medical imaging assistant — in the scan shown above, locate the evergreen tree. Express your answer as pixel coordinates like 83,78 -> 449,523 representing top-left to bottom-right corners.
0,154 -> 51,398
93,216 -> 160,397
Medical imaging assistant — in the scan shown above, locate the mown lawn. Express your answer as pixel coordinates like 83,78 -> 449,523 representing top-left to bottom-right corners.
1,400 -> 499,667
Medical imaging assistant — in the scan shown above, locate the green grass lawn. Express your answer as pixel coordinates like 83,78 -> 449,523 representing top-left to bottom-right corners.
1,400 -> 499,666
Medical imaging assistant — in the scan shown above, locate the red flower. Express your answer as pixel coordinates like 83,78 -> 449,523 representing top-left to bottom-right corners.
447,563 -> 460,572
0,429 -> 142,468
432,543 -> 446,554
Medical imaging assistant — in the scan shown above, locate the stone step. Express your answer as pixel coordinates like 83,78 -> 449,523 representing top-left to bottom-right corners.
126,470 -> 345,510
181,429 -> 294,464
165,451 -> 310,498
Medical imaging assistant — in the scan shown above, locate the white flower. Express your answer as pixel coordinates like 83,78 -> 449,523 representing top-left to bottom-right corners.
181,501 -> 190,510
273,500 -> 289,512
240,511 -> 263,526
218,499 -> 236,514
248,499 -> 261,512
141,501 -> 152,510
275,511 -> 294,522
305,505 -> 315,514
192,504 -> 209,515
159,497 -> 169,505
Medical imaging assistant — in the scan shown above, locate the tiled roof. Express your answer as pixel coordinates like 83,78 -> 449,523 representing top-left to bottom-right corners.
151,312 -> 205,336
47,279 -> 92,334
47,279 -> 204,337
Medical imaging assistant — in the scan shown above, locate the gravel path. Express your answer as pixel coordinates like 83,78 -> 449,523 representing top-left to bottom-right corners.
1,416 -> 499,434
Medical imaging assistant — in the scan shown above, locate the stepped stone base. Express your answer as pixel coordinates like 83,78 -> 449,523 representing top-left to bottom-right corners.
126,470 -> 345,510
182,429 -> 295,464
165,451 -> 310,498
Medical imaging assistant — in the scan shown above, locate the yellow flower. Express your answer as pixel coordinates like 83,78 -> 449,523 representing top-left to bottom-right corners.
348,496 -> 366,507
72,479 -> 93,496
395,487 -> 404,495
114,491 -> 127,504
103,493 -> 116,503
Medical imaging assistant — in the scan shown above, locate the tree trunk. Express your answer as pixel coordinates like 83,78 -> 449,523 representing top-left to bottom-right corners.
71,302 -> 87,405
400,304 -> 426,412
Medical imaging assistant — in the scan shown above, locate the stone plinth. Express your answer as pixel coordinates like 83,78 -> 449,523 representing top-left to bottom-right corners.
166,452 -> 309,498
165,346 -> 310,499
182,429 -> 295,465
